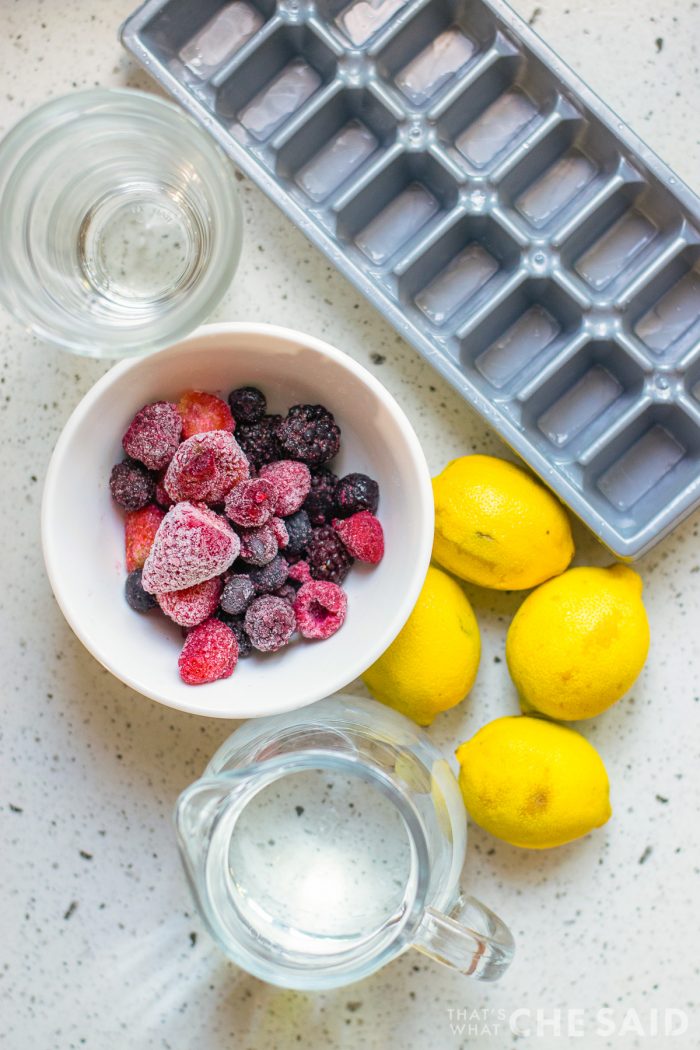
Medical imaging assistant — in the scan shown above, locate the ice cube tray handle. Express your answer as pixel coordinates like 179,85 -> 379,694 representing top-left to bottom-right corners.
412,892 -> 515,981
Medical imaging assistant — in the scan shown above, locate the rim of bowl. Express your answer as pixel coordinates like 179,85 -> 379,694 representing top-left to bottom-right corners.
41,322 -> 435,718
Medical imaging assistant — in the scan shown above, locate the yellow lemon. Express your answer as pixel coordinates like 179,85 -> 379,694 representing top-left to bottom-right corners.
456,716 -> 612,849
506,564 -> 650,720
432,455 -> 574,590
362,565 -> 480,725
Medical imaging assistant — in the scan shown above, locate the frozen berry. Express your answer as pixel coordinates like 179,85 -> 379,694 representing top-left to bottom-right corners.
303,468 -> 338,526
178,619 -> 238,685
307,525 -> 353,583
228,386 -> 266,424
334,473 -> 379,518
220,574 -> 255,616
293,581 -> 347,640
248,554 -> 289,594
157,577 -> 223,627
177,390 -> 234,439
244,595 -> 296,652
142,502 -> 239,593
154,475 -> 174,510
164,430 -> 249,504
275,582 -> 298,605
283,509 -> 312,554
110,460 -> 155,511
258,460 -> 311,515
235,415 -> 282,468
239,523 -> 278,566
287,559 -> 312,585
122,401 -> 182,471
270,516 -> 289,549
219,615 -> 253,658
333,511 -> 384,564
224,478 -> 276,527
276,404 -> 340,465
125,570 -> 158,612
125,503 -> 166,572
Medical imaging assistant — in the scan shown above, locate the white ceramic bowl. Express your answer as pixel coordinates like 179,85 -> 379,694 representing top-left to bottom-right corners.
42,323 -> 433,719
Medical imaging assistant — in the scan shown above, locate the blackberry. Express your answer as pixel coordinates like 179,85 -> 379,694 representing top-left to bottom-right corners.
248,554 -> 289,594
284,509 -> 313,554
276,404 -> 340,466
216,612 -> 253,658
125,570 -> 157,612
220,574 -> 255,616
228,386 -> 267,424
110,459 -> 156,511
334,472 -> 380,518
303,468 -> 338,526
235,414 -> 282,468
307,525 -> 353,584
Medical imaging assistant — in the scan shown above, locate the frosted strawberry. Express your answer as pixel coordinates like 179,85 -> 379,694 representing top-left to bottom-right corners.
177,390 -> 234,439
163,430 -> 249,504
258,460 -> 311,516
178,619 -> 238,685
157,577 -> 223,627
124,504 -> 166,573
332,511 -> 384,564
142,502 -> 239,593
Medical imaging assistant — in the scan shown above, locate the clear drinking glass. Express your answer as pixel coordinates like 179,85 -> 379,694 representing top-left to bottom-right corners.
0,89 -> 242,357
175,695 -> 514,990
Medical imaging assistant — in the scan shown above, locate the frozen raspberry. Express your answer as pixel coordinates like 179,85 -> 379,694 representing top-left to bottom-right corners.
270,516 -> 289,549
142,502 -> 239,593
307,525 -> 353,583
287,559 -> 312,585
220,574 -> 255,616
228,386 -> 266,424
244,595 -> 296,652
224,478 -> 276,527
276,404 -> 340,465
248,554 -> 289,594
110,460 -> 155,511
122,401 -> 182,471
293,581 -> 347,640
177,390 -> 235,439
178,619 -> 238,685
303,468 -> 338,526
275,582 -> 298,605
125,503 -> 166,572
334,473 -> 379,518
235,415 -> 282,468
283,509 -> 313,555
157,577 -> 223,627
125,570 -> 158,612
333,511 -> 384,564
164,430 -> 249,504
154,475 -> 174,510
239,523 -> 278,566
258,460 -> 311,515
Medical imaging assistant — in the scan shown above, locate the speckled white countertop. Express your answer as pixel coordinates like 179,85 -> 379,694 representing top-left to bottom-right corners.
1,2 -> 699,1048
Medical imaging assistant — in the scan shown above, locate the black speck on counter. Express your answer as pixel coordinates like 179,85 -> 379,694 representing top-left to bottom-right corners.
346,1002 -> 362,1012
295,805 -> 304,817
639,846 -> 653,865
655,794 -> 669,804
79,850 -> 93,861
189,932 -> 197,947
528,6 -> 542,25
655,36 -> 664,51
63,901 -> 78,920
8,803 -> 22,813
370,353 -> 386,365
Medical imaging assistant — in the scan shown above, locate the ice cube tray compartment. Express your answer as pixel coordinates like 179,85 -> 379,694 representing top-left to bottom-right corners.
121,0 -> 700,557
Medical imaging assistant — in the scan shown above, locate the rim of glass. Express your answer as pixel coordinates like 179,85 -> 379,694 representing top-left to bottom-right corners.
0,88 -> 242,358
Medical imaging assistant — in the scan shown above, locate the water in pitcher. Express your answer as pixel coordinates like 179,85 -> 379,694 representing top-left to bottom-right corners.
206,767 -> 416,954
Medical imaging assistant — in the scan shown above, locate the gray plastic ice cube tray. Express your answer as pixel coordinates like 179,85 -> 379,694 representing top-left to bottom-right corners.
121,0 -> 700,558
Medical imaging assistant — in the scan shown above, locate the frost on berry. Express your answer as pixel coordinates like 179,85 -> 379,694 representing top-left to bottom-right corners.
293,581 -> 347,640
178,619 -> 238,685
164,430 -> 249,504
157,577 -> 223,627
122,401 -> 182,471
142,502 -> 239,594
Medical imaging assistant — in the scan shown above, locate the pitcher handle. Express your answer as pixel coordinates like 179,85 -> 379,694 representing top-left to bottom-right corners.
412,892 -> 514,981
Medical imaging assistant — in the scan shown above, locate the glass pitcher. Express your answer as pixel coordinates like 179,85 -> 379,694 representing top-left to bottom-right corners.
175,695 -> 514,989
